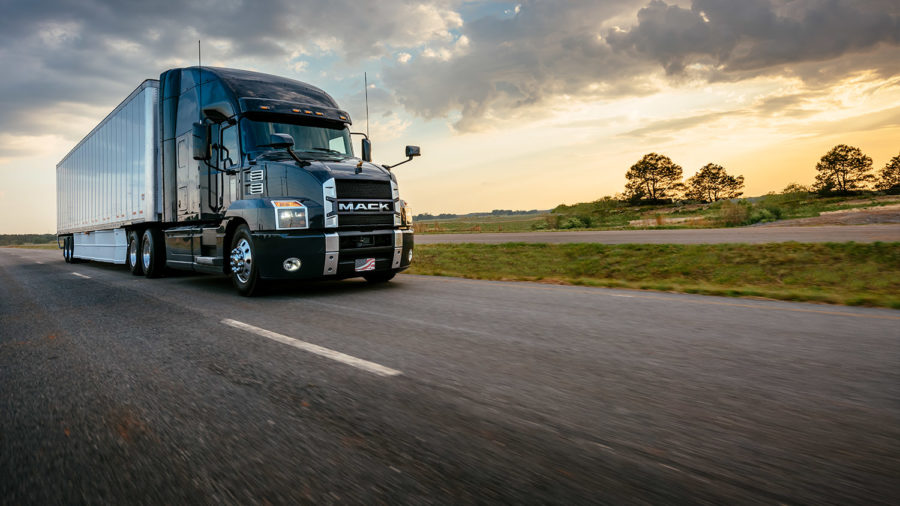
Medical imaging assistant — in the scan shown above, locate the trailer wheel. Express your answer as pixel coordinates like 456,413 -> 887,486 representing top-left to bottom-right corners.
141,228 -> 165,278
229,225 -> 261,296
127,230 -> 144,276
63,237 -> 72,263
363,271 -> 396,284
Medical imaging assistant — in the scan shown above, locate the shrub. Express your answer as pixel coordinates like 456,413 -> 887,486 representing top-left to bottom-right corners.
559,216 -> 592,229
717,200 -> 750,226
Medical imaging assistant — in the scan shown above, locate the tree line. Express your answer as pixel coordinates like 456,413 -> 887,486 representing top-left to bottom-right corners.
622,145 -> 900,204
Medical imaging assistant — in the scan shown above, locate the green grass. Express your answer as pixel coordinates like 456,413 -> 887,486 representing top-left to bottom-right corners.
408,242 -> 900,308
415,214 -> 549,234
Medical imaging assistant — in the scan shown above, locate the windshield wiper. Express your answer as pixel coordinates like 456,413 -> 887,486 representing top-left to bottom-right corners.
301,147 -> 348,156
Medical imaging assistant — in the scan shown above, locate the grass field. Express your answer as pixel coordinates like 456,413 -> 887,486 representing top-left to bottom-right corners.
414,214 -> 548,234
408,242 -> 900,308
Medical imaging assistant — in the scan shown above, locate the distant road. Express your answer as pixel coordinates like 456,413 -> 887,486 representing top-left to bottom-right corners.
416,223 -> 900,244
2,248 -> 899,503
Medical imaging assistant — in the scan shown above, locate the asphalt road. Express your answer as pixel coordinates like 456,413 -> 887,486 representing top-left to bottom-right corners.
2,248 -> 899,504
416,223 -> 900,244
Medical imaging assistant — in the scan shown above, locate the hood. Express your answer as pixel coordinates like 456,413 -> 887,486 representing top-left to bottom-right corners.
254,156 -> 396,205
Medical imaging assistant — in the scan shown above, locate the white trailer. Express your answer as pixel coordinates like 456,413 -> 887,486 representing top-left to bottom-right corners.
56,80 -> 159,263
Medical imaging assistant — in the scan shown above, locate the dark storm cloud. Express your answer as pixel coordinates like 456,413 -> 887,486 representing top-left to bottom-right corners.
386,0 -> 900,131
0,0 -> 460,144
1,0 -> 899,144
605,0 -> 900,73
384,0 -> 653,131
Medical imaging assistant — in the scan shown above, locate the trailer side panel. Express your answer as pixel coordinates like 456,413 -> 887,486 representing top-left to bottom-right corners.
56,80 -> 159,236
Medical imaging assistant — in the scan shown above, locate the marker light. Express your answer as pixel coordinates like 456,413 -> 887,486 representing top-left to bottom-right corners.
315,112 -> 324,116
259,105 -> 270,110
292,108 -> 301,113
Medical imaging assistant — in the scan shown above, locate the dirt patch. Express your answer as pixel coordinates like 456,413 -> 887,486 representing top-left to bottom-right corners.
759,204 -> 900,227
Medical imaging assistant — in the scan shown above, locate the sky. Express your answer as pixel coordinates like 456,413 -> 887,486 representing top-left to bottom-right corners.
1,0 -> 899,233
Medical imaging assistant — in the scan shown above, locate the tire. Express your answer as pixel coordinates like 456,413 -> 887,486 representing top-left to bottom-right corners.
363,270 -> 396,284
141,228 -> 165,278
63,237 -> 72,263
229,225 -> 261,296
126,230 -> 144,276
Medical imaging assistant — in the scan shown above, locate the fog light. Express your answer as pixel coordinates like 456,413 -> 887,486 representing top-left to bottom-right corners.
408,249 -> 413,262
283,258 -> 302,272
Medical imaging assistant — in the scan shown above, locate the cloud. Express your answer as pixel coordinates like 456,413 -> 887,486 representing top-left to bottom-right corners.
0,0 -> 462,156
1,0 -> 898,151
621,111 -> 736,137
384,0 -> 900,131
606,0 -> 900,74
384,0 -> 653,131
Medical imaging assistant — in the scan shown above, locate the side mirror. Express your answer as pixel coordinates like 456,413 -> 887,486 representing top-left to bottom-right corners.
264,133 -> 295,149
361,138 -> 372,162
192,122 -> 210,160
383,144 -> 422,170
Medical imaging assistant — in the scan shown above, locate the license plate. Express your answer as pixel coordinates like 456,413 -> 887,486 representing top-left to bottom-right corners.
355,258 -> 376,272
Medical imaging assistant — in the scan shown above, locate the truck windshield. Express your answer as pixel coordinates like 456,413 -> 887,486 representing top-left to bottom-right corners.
243,118 -> 353,159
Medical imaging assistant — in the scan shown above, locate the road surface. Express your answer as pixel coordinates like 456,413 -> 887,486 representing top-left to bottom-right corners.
416,223 -> 900,244
1,248 -> 899,504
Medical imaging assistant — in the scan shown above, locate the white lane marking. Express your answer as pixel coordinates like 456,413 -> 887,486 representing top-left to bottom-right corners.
35,261 -> 43,264
72,272 -> 90,279
608,294 -> 634,298
221,319 -> 402,377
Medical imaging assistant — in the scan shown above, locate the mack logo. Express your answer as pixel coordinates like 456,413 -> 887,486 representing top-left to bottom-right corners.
337,201 -> 393,213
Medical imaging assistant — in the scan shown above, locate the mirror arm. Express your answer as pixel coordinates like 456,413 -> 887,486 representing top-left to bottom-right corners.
383,156 -> 414,170
286,146 -> 305,165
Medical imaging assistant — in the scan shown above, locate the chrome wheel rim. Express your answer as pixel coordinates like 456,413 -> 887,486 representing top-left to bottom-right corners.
230,238 -> 253,284
142,238 -> 151,270
129,239 -> 138,268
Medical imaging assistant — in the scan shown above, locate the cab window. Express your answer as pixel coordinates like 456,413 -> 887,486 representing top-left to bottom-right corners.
220,123 -> 239,168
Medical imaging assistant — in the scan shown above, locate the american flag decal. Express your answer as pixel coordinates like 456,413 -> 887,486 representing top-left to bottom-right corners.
355,258 -> 376,272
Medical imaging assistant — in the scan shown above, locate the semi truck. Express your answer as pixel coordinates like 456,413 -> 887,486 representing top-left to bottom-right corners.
56,67 -> 418,295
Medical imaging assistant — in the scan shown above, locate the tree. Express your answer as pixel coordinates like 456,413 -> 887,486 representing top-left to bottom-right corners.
624,153 -> 684,202
684,163 -> 745,202
875,153 -> 900,193
813,144 -> 874,193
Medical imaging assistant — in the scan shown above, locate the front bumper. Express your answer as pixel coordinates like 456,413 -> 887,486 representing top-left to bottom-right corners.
252,228 -> 414,280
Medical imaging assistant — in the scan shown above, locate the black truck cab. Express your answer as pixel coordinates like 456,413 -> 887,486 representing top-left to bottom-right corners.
153,67 -> 416,295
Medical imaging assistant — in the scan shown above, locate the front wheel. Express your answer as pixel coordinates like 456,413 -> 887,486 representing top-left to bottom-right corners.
229,225 -> 261,296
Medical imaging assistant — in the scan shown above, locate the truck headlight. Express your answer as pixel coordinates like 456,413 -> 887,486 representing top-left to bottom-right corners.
401,203 -> 413,226
272,200 -> 309,229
